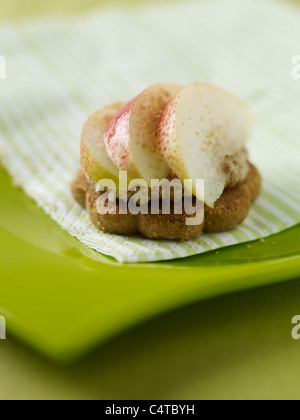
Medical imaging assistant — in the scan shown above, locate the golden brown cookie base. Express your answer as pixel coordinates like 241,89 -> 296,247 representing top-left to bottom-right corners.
86,187 -> 139,236
71,164 -> 261,241
70,170 -> 90,209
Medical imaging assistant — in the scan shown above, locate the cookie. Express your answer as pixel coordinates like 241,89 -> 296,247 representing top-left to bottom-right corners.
243,163 -> 262,202
86,187 -> 138,235
204,163 -> 261,233
70,170 -> 90,209
138,199 -> 205,241
71,164 -> 261,241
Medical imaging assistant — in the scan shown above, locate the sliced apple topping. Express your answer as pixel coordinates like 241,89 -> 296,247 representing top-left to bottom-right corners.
157,83 -> 254,207
103,98 -> 137,173
103,83 -> 182,185
81,102 -> 125,186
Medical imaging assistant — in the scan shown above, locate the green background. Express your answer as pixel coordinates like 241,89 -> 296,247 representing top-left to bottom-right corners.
1,0 -> 298,20
1,0 -> 300,400
1,0 -> 179,20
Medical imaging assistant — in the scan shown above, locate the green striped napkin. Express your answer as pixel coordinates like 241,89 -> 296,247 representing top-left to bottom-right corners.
0,0 -> 299,263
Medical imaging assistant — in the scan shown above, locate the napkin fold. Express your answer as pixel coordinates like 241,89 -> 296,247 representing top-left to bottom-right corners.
0,0 -> 299,262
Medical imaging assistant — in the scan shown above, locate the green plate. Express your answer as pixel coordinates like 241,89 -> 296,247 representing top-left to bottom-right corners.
0,167 -> 299,363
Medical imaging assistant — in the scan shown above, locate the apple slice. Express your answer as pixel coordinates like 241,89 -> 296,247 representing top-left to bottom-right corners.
157,83 -> 254,207
81,102 -> 124,186
103,83 -> 183,184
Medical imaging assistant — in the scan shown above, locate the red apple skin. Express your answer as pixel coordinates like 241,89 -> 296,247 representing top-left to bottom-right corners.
103,97 -> 137,171
156,96 -> 185,177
